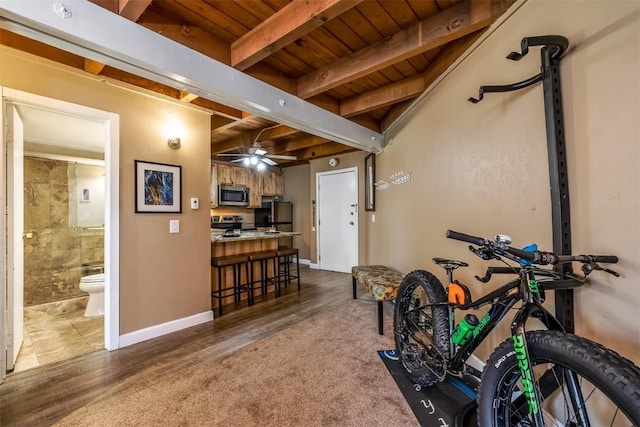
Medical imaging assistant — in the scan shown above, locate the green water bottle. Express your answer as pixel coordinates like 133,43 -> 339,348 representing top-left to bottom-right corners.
452,314 -> 479,346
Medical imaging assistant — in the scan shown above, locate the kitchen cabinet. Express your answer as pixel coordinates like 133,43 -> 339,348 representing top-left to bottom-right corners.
217,164 -> 233,185
210,164 -> 219,207
212,163 -> 262,206
262,172 -> 283,196
247,171 -> 262,208
233,167 -> 250,187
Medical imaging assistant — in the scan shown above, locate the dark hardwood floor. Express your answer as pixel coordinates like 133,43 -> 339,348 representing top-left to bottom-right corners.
0,267 -> 378,426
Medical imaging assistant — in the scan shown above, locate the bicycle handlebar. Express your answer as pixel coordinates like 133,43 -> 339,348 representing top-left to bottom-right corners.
446,230 -> 489,246
446,229 -> 619,268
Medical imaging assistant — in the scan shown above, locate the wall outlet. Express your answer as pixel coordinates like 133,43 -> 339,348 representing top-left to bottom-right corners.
169,219 -> 180,233
190,197 -> 199,209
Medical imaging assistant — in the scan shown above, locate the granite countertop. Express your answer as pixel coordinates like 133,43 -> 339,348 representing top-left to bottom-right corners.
211,230 -> 301,243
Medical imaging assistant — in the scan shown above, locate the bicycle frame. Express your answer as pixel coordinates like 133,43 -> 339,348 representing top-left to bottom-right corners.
441,270 -> 562,373
441,267 -> 576,425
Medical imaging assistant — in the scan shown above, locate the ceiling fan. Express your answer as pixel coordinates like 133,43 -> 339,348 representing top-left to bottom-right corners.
217,141 -> 297,170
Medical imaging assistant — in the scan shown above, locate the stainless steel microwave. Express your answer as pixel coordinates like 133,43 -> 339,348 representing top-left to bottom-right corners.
218,185 -> 249,206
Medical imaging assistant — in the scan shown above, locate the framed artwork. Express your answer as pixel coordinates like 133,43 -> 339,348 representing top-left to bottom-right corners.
364,153 -> 375,211
135,160 -> 182,213
81,188 -> 91,202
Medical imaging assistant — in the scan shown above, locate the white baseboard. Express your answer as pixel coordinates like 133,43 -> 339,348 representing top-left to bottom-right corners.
294,257 -> 311,266
309,263 -> 320,269
119,310 -> 213,348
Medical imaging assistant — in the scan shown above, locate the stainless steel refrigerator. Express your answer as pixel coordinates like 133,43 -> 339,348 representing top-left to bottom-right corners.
254,197 -> 293,248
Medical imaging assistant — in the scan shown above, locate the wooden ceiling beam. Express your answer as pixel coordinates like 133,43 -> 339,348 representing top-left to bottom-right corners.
231,0 -> 363,71
211,124 -> 299,153
340,30 -> 484,118
118,0 -> 151,21
296,1 -> 496,99
340,75 -> 425,117
290,142 -> 358,161
0,29 -> 84,69
137,8 -> 230,65
281,135 -> 332,152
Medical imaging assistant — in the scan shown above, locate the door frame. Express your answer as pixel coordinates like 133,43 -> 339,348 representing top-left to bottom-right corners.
0,87 -> 120,381
315,167 -> 359,272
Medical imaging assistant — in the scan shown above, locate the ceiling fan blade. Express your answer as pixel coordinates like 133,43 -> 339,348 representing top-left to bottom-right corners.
254,148 -> 267,156
230,159 -> 246,163
262,157 -> 278,166
217,153 -> 249,157
266,154 -> 297,160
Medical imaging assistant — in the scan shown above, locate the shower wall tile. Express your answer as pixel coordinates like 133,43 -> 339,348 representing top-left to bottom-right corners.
23,157 -> 103,306
50,184 -> 68,207
49,207 -> 69,228
50,228 -> 79,251
48,162 -> 68,184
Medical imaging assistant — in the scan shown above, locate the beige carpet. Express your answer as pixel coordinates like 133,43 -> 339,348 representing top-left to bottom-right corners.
56,300 -> 418,426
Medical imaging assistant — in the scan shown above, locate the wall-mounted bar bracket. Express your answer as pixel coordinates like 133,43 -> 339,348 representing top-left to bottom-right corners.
468,35 -> 568,103
468,35 -> 575,332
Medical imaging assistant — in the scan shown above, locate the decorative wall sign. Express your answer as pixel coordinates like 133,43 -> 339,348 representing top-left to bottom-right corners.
135,160 -> 182,213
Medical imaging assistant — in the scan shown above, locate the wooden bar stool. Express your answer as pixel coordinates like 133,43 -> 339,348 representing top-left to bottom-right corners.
248,250 -> 279,300
210,254 -> 250,317
277,247 -> 300,292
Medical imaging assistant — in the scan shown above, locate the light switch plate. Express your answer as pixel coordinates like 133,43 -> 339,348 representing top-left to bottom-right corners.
169,219 -> 180,233
190,197 -> 199,209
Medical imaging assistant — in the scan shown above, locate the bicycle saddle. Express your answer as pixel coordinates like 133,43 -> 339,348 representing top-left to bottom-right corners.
432,258 -> 469,269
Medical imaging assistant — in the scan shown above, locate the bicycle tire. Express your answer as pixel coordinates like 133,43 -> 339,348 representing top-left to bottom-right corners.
393,269 -> 449,387
477,330 -> 640,426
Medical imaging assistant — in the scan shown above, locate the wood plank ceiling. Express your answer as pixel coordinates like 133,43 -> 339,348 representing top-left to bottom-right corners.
1,0 -> 513,167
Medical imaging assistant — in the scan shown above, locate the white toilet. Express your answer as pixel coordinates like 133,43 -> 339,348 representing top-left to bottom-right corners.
79,273 -> 105,317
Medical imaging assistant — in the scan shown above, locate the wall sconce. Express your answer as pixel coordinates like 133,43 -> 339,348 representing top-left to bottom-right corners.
167,137 -> 181,149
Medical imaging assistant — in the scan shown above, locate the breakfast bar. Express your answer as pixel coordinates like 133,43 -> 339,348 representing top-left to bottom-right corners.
211,231 -> 301,314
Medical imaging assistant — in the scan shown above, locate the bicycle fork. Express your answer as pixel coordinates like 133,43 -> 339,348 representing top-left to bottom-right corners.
510,271 -> 592,427
510,270 -> 546,426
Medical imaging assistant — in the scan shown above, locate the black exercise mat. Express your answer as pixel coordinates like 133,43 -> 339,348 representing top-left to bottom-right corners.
378,350 -> 479,427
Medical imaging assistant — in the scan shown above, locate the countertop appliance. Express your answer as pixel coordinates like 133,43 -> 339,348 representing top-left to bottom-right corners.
218,185 -> 249,206
255,197 -> 293,247
211,215 -> 243,230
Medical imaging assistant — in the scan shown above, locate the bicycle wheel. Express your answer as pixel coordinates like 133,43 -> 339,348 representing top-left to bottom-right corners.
477,330 -> 640,426
394,269 -> 449,387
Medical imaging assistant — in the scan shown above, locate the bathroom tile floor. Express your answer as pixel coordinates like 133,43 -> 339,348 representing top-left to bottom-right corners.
14,297 -> 104,373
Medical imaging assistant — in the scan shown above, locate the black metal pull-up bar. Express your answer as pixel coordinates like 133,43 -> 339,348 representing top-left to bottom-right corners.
468,35 -> 576,333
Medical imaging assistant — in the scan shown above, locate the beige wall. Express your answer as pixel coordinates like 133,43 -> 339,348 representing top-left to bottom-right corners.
282,164 -> 312,260
374,0 -> 639,363
1,47 -> 212,335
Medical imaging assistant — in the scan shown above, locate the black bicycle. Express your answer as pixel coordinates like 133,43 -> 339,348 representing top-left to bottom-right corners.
394,229 -> 640,426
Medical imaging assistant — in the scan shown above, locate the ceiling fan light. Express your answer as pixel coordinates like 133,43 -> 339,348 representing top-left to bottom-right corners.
243,158 -> 250,165
250,156 -> 258,165
257,162 -> 266,171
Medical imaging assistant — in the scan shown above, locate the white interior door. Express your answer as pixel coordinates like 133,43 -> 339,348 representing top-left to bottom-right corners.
317,168 -> 358,272
6,104 -> 24,371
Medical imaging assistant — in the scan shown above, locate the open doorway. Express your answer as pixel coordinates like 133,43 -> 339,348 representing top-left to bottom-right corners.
1,88 -> 120,381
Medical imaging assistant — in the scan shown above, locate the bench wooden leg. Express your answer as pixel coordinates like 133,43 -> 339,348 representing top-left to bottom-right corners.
352,277 -> 357,299
378,301 -> 384,335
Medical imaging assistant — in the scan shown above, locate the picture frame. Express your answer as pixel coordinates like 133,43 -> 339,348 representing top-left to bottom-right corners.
81,188 -> 91,202
364,153 -> 375,211
135,160 -> 182,213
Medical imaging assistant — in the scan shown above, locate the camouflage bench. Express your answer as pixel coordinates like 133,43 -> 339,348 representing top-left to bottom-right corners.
351,265 -> 404,335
